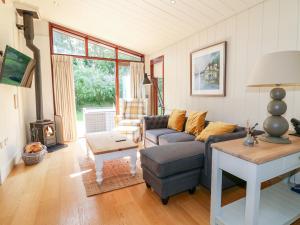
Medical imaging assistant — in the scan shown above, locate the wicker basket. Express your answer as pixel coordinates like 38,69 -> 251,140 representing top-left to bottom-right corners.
22,145 -> 47,166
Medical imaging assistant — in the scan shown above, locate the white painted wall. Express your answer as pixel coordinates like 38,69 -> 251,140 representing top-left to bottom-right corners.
148,0 -> 300,129
0,2 -> 27,184
0,2 -> 53,184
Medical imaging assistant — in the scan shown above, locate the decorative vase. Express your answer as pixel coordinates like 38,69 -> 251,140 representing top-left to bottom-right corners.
244,134 -> 255,147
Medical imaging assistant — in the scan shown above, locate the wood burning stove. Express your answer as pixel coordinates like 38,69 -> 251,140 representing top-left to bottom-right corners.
30,120 -> 57,147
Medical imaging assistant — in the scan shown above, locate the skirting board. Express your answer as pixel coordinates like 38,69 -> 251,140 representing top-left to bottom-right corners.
0,150 -> 22,185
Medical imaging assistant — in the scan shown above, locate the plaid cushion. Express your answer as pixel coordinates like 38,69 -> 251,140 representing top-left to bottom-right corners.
124,99 -> 145,119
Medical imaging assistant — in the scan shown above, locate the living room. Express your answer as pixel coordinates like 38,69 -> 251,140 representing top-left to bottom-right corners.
0,0 -> 300,225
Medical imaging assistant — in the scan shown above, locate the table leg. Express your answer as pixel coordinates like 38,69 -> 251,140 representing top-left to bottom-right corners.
211,149 -> 222,225
95,156 -> 104,184
245,173 -> 261,225
86,143 -> 89,158
129,150 -> 137,176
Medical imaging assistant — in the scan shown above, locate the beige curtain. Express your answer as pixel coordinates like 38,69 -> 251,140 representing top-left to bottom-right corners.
130,62 -> 144,98
52,55 -> 77,142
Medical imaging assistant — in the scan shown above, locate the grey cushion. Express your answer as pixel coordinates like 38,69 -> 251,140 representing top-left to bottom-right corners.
159,132 -> 195,145
145,128 -> 177,144
140,141 -> 205,178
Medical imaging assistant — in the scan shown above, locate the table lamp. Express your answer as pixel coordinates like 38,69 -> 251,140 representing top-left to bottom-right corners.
247,51 -> 300,144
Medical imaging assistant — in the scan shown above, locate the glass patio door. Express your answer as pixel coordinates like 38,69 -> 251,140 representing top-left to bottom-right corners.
73,58 -> 116,137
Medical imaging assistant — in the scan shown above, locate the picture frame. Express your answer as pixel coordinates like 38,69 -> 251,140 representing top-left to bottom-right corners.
190,41 -> 226,96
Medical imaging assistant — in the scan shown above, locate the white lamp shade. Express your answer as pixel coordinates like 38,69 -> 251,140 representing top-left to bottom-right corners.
247,51 -> 300,87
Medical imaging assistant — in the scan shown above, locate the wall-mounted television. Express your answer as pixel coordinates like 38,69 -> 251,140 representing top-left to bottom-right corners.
0,45 -> 35,88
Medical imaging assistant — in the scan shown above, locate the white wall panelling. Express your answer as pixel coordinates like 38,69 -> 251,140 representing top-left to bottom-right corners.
148,0 -> 300,129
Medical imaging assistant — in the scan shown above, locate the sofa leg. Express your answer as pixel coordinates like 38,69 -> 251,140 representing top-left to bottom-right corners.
188,187 -> 196,195
145,182 -> 151,188
161,197 -> 169,205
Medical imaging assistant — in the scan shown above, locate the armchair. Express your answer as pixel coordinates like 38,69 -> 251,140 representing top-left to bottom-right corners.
115,99 -> 147,139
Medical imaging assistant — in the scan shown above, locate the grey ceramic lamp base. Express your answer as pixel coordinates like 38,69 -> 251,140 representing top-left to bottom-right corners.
261,87 -> 291,144
259,134 -> 291,144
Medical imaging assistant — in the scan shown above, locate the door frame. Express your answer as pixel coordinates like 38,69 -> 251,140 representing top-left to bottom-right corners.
150,55 -> 164,115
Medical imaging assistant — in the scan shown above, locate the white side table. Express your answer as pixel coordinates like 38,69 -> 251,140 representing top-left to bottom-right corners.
210,136 -> 300,225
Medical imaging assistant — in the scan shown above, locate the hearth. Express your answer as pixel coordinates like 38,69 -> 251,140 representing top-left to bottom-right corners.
30,120 -> 57,147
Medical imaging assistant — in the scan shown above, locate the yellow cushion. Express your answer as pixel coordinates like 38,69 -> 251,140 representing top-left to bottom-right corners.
185,111 -> 207,135
167,109 -> 186,132
195,121 -> 236,141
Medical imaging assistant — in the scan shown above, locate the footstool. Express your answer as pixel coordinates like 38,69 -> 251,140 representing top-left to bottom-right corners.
140,141 -> 205,205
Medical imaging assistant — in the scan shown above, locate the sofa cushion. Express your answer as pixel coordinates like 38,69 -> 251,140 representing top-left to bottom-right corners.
167,109 -> 186,131
140,141 -> 205,178
185,111 -> 207,135
159,132 -> 195,145
145,128 -> 177,144
196,121 -> 237,141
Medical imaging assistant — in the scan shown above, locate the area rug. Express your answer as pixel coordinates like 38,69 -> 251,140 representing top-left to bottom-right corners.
78,156 -> 144,197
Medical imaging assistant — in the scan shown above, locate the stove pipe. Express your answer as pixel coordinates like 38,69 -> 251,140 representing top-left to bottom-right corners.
22,12 -> 43,121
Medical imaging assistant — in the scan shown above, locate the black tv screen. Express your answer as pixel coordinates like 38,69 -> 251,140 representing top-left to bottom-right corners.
0,45 -> 35,88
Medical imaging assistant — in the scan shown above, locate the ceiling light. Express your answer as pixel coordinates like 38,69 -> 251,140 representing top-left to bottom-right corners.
170,0 -> 176,4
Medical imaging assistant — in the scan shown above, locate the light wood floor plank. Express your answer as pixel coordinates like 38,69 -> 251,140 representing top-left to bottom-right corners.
0,140 -> 299,225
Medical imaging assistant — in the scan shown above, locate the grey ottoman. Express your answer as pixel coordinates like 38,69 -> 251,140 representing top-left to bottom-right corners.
140,141 -> 205,205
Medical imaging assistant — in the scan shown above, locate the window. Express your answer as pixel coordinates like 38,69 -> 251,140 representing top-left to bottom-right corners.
88,41 -> 116,59
118,50 -> 142,61
50,23 -> 144,115
73,58 -> 116,118
53,29 -> 85,56
119,63 -> 131,99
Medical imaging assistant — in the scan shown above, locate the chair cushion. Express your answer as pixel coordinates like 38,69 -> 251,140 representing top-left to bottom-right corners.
145,129 -> 177,144
140,141 -> 205,178
119,119 -> 142,126
124,99 -> 145,119
159,132 -> 195,145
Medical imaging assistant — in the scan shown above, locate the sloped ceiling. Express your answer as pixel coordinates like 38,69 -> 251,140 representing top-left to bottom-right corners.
15,0 -> 264,54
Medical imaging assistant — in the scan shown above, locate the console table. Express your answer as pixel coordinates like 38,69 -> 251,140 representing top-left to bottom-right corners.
210,136 -> 300,225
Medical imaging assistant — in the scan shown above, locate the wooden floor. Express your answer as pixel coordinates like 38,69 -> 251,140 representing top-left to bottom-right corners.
0,140 -> 299,225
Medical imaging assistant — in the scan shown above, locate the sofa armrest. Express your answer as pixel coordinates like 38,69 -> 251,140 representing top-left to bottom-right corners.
203,129 -> 264,175
206,130 -> 247,145
143,115 -> 169,130
204,130 -> 247,176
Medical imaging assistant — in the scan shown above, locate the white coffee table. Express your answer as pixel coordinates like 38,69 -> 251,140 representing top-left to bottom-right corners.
86,131 -> 138,184
113,126 -> 140,142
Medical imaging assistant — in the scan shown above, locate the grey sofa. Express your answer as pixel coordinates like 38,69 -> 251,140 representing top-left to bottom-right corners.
140,115 -> 263,204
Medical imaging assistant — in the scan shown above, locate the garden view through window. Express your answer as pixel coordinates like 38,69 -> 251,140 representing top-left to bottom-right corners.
73,58 -> 116,121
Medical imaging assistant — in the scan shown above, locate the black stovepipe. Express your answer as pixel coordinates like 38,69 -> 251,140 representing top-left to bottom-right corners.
23,12 -> 43,121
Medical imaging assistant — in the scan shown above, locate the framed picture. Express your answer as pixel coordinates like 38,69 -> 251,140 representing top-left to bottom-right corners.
190,42 -> 226,96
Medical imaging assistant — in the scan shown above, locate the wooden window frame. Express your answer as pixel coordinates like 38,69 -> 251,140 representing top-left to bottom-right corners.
49,22 -> 145,115
150,55 -> 164,115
